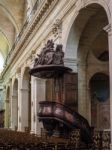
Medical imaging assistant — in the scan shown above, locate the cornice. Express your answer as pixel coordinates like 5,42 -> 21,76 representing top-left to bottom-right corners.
2,0 -> 78,80
2,0 -> 59,77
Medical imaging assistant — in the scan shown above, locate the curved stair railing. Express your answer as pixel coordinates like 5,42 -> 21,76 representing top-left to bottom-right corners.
38,101 -> 92,144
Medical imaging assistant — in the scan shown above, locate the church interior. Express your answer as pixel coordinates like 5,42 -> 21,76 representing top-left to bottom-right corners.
0,0 -> 111,149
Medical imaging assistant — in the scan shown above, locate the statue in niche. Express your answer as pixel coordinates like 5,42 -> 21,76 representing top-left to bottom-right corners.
34,40 -> 64,67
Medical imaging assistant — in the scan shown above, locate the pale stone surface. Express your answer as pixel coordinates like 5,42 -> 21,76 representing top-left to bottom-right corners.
0,0 -> 111,146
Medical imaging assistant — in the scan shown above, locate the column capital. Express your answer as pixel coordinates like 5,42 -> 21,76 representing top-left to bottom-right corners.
16,68 -> 21,79
31,76 -> 46,82
16,73 -> 21,79
64,58 -> 77,72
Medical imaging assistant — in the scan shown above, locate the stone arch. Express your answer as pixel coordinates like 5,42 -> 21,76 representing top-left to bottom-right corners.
11,78 -> 18,130
84,0 -> 110,20
78,8 -> 108,62
64,0 -> 110,52
64,2 -> 109,126
21,67 -> 31,131
89,73 -> 110,129
87,70 -> 109,87
78,4 -> 109,123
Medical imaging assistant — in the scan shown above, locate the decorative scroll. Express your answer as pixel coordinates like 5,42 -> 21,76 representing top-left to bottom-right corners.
52,19 -> 62,38
34,40 -> 64,67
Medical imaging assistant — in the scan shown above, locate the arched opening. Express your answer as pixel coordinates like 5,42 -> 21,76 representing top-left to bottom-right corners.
21,67 -> 31,131
65,3 -> 109,129
92,30 -> 109,62
11,79 -> 18,130
89,73 -> 110,129
5,86 -> 10,128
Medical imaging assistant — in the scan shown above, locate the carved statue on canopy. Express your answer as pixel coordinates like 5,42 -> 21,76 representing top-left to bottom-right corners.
34,40 -> 64,67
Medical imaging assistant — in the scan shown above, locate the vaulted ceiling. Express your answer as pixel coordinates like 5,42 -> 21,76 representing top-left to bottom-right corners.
0,0 -> 26,60
0,0 -> 37,72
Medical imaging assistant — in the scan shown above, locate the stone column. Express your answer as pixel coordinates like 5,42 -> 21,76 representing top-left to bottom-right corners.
78,62 -> 89,120
3,87 -> 7,127
30,76 -> 36,133
17,72 -> 22,131
105,2 -> 112,149
34,78 -> 46,135
11,95 -> 18,130
20,87 -> 29,131
4,99 -> 10,128
4,85 -> 11,128
105,24 -> 112,149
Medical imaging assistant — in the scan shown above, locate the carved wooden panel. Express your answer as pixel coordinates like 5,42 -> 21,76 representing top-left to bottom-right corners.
46,73 -> 78,112
46,79 -> 55,101
63,73 -> 78,112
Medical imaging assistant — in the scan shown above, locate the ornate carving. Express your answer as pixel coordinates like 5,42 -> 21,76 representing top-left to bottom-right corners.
69,129 -> 80,149
30,40 -> 72,78
52,19 -> 62,37
4,0 -> 58,74
38,101 -> 92,143
102,131 -> 110,149
34,40 -> 64,67
92,130 -> 110,149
